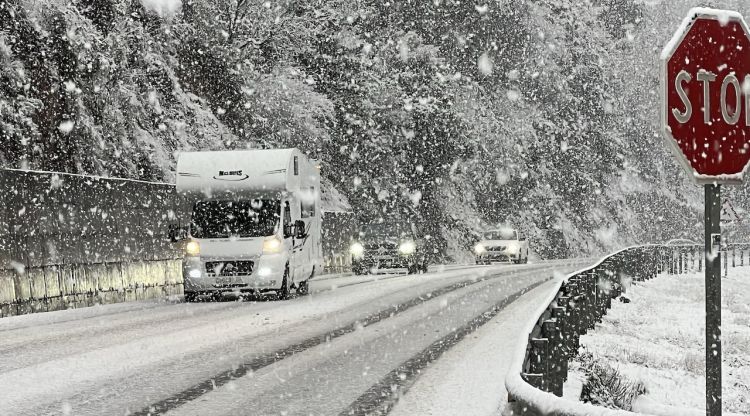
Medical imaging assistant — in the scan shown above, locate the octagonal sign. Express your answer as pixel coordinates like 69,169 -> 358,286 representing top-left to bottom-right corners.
661,8 -> 750,184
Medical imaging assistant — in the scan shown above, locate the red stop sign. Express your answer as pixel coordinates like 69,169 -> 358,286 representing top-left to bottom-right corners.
661,8 -> 750,183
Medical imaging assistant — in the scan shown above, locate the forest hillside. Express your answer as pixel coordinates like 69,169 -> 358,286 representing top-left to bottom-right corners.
2,0 -> 749,259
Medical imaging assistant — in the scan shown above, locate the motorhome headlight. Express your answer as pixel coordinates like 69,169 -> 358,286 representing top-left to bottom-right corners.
257,267 -> 272,277
474,243 -> 486,255
350,242 -> 364,257
398,240 -> 416,255
185,240 -> 200,257
263,236 -> 283,254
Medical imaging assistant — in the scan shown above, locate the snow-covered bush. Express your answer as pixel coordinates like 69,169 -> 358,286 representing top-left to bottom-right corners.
578,351 -> 647,411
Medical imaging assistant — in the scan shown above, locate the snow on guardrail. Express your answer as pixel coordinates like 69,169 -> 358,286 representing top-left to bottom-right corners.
505,245 -> 654,416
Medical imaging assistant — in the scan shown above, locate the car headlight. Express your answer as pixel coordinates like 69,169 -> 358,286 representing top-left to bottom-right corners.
263,236 -> 283,254
350,242 -> 364,257
474,243 -> 486,255
507,242 -> 519,252
185,240 -> 200,257
398,240 -> 416,255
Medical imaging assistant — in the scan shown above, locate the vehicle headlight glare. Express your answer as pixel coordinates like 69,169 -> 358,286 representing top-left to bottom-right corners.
257,267 -> 272,277
350,242 -> 364,257
263,236 -> 283,254
474,243 -> 486,255
185,240 -> 200,257
399,241 -> 416,255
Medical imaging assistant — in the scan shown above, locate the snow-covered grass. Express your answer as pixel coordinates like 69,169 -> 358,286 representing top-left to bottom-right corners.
569,268 -> 750,415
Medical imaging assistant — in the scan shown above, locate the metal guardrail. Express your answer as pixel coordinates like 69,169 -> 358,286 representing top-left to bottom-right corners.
518,245 -> 663,396
666,243 -> 750,276
507,243 -> 750,415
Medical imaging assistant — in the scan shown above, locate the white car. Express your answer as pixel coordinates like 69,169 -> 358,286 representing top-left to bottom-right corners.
474,228 -> 529,264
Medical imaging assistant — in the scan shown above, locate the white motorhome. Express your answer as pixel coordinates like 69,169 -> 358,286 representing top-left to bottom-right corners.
175,149 -> 321,301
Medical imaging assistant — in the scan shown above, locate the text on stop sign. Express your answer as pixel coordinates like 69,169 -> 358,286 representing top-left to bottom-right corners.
672,69 -> 748,125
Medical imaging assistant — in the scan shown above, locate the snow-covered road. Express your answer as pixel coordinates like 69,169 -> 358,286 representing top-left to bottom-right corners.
0,260 -> 590,416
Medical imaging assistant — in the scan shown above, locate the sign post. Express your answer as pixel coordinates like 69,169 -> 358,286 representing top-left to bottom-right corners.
661,8 -> 750,416
705,184 -> 721,416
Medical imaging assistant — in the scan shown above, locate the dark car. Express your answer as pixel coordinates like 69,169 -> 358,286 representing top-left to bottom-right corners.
349,222 -> 429,275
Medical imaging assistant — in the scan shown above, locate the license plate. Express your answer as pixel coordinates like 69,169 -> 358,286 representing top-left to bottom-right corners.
373,255 -> 393,260
216,277 -> 236,285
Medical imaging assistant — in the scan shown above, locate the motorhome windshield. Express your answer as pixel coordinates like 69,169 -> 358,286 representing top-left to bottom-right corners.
485,229 -> 517,240
190,200 -> 280,239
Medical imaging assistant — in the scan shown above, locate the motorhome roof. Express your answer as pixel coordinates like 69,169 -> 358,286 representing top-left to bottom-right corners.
176,148 -> 310,198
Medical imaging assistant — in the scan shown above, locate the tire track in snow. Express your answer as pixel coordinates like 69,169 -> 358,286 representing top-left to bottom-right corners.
338,279 -> 548,416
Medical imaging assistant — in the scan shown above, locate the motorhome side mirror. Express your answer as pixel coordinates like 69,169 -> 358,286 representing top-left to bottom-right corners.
284,223 -> 294,238
295,220 -> 307,239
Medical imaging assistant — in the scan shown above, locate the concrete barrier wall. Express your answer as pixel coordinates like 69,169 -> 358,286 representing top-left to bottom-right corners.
0,259 -> 182,317
0,169 -> 184,317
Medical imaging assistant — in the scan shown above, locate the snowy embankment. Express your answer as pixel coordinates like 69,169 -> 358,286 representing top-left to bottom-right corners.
569,268 -> 750,415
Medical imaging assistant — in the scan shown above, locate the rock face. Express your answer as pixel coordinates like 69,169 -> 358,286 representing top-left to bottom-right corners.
0,0 -> 717,260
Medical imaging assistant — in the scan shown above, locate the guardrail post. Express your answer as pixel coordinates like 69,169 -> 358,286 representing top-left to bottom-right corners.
677,250 -> 684,274
581,272 -> 592,330
698,248 -> 703,272
684,249 -> 688,274
601,274 -> 620,308
691,248 -> 696,272
529,337 -> 549,392
557,295 -> 572,357
573,273 -> 589,335
648,249 -> 656,279
542,320 -> 562,396
552,306 -> 568,384
598,271 -> 609,319
564,282 -> 581,355
611,275 -> 621,299
668,250 -> 674,275
522,340 -> 543,391
686,249 -> 690,274
589,271 -> 596,328
591,270 -> 599,328
724,250 -> 728,277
